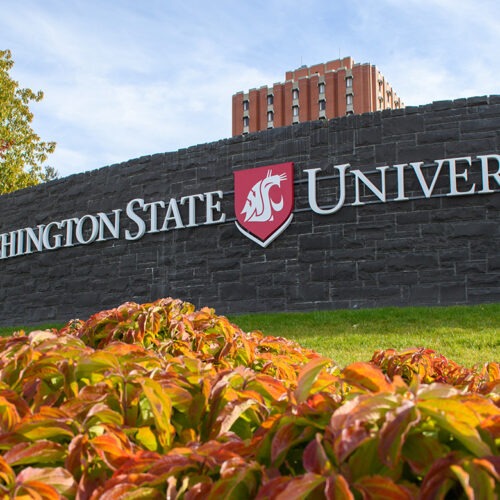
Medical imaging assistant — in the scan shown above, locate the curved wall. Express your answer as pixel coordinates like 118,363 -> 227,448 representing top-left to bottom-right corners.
0,95 -> 499,325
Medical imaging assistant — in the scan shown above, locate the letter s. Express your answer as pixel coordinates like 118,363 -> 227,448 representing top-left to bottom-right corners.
125,198 -> 146,240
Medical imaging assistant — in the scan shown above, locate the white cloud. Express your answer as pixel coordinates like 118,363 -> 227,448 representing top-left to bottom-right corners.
2,0 -> 499,178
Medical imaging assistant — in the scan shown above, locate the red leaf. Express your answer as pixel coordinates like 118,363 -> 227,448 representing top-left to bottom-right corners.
378,401 -> 420,468
420,453 -> 464,499
354,475 -> 413,500
272,473 -> 326,499
302,433 -> 330,475
4,440 -> 66,466
324,473 -> 355,500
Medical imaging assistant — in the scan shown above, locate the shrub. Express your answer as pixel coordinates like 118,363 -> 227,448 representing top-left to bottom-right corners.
0,298 -> 498,499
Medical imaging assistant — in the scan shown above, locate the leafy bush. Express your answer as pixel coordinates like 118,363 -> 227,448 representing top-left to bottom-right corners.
0,298 -> 498,499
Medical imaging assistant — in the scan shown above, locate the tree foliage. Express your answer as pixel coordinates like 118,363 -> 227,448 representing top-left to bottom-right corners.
0,49 -> 56,195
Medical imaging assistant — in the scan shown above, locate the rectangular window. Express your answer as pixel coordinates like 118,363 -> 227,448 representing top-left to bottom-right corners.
243,100 -> 249,111
292,105 -> 299,116
292,88 -> 299,100
267,111 -> 274,122
346,94 -> 353,105
319,99 -> 326,111
318,82 -> 325,94
243,116 -> 249,127
267,94 -> 274,105
346,77 -> 353,88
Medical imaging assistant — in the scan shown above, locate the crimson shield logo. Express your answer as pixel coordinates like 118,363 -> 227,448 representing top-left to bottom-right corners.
234,162 -> 294,247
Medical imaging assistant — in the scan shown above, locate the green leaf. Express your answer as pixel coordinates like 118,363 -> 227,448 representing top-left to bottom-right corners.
84,403 -> 124,428
14,419 -> 75,442
346,437 -> 402,482
75,351 -> 121,380
294,358 -> 331,404
418,397 -> 494,456
135,426 -> 158,452
207,464 -> 260,499
140,378 -> 173,450
402,432 -> 450,476
217,399 -> 259,437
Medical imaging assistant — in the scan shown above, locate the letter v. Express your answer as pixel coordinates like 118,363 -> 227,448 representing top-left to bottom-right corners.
410,160 -> 444,198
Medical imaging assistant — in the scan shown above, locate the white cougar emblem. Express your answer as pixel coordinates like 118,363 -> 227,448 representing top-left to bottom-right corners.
241,170 -> 287,222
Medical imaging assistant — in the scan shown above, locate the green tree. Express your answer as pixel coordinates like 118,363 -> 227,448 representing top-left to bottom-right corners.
0,49 -> 56,195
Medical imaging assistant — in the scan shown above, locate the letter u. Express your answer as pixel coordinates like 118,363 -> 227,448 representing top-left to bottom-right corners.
305,164 -> 349,215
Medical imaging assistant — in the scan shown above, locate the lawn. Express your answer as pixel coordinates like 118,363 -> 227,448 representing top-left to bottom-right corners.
230,303 -> 500,368
2,304 -> 498,368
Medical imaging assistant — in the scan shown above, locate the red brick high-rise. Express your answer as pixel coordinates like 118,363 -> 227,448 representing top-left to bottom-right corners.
232,57 -> 404,136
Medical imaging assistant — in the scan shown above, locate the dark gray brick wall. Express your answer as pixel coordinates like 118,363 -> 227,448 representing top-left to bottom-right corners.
0,96 -> 499,325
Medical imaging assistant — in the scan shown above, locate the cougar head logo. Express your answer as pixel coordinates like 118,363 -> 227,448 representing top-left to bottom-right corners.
241,170 -> 287,222
234,162 -> 294,247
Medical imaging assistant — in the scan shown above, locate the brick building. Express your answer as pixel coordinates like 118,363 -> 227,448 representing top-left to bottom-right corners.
232,56 -> 404,135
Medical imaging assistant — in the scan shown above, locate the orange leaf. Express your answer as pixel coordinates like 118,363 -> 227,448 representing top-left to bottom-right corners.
342,363 -> 394,393
16,467 -> 77,497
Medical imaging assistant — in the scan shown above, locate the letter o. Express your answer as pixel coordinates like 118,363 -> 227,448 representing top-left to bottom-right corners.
76,215 -> 99,244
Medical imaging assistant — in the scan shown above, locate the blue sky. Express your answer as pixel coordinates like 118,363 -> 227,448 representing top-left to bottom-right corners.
2,0 -> 499,178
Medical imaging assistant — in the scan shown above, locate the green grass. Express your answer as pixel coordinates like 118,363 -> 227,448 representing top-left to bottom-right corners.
2,304 -> 499,369
0,324 -> 63,337
230,304 -> 500,368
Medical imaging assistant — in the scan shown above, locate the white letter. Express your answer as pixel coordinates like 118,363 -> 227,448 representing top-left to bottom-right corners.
393,164 -> 409,201
0,232 -> 16,259
42,222 -> 63,250
161,199 -> 184,231
60,218 -> 79,247
125,198 -> 147,240
352,166 -> 389,206
16,229 -> 24,255
180,194 -> 204,227
144,201 -> 165,233
97,209 -> 122,241
76,215 -> 99,244
411,160 -> 444,198
447,156 -> 475,196
306,164 -> 349,214
478,154 -> 500,193
205,191 -> 226,224
25,226 -> 45,253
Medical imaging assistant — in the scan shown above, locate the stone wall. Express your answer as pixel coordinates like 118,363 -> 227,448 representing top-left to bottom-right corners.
0,95 -> 499,325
